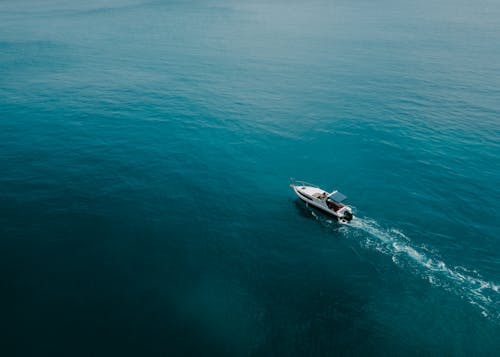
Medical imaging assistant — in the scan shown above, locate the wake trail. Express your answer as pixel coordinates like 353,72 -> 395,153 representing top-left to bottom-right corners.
310,211 -> 500,321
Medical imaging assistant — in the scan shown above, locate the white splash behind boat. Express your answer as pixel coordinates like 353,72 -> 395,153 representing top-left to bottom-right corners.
290,179 -> 354,223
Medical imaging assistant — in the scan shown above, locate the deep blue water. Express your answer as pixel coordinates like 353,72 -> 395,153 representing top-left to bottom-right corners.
1,0 -> 500,355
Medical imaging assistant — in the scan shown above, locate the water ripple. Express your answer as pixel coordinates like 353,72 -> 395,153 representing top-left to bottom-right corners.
311,211 -> 500,322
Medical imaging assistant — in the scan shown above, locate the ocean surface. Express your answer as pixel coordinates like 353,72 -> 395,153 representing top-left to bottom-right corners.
1,0 -> 499,355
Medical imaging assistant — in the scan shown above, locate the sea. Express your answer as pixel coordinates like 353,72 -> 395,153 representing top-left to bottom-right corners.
1,0 -> 499,355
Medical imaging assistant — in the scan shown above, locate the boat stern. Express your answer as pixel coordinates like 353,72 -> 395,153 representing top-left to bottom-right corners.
338,207 -> 354,223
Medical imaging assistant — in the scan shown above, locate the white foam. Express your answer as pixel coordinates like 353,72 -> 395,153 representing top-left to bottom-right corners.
310,212 -> 500,321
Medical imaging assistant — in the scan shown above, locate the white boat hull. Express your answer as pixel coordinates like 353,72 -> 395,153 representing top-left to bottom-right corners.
291,182 -> 353,223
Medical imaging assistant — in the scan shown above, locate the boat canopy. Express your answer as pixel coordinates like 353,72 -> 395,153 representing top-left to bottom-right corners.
327,190 -> 347,202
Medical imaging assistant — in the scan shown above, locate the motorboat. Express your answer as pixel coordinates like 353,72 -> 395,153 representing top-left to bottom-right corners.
290,179 -> 354,223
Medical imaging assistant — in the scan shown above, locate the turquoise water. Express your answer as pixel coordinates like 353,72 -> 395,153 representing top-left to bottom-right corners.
1,0 -> 500,355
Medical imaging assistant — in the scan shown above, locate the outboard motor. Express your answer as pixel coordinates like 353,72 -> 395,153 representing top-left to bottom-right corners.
343,211 -> 353,222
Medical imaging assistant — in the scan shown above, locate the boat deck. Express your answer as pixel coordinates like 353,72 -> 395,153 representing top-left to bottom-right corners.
297,186 -> 328,198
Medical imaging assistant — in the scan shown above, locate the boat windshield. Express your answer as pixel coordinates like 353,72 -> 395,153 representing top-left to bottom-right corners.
327,191 -> 347,202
